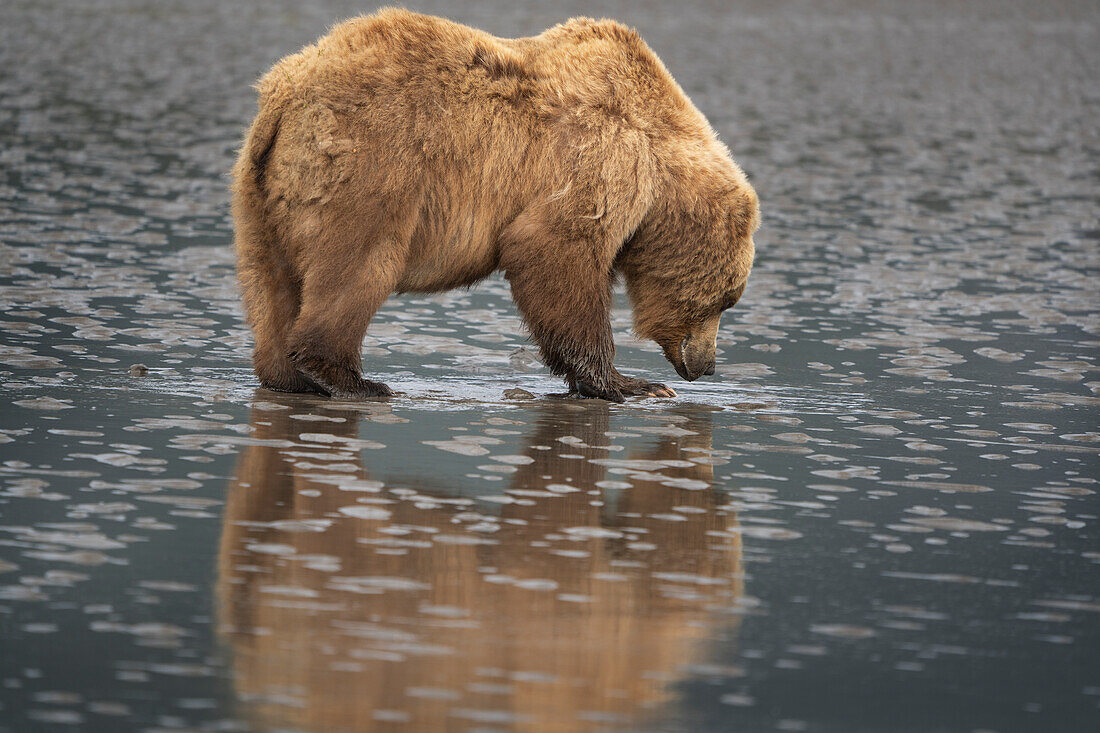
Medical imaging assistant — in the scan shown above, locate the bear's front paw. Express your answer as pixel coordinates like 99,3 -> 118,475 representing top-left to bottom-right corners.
572,380 -> 625,403
614,374 -> 677,398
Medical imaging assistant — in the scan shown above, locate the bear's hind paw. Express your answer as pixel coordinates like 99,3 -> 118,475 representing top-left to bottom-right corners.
259,372 -> 325,395
328,379 -> 395,400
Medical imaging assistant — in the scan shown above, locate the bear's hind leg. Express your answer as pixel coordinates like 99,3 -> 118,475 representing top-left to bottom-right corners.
286,252 -> 401,400
238,238 -> 317,394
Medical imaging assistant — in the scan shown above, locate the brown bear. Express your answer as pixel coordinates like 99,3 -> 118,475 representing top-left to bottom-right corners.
232,8 -> 759,402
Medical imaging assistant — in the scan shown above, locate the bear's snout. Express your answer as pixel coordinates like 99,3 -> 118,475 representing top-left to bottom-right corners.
674,314 -> 721,382
679,337 -> 716,381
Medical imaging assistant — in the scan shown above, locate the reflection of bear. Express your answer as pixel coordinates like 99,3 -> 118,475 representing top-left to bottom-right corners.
218,396 -> 743,732
232,9 -> 760,402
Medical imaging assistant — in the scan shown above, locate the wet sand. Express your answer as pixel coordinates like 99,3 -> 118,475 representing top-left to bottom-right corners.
1,1 -> 1097,731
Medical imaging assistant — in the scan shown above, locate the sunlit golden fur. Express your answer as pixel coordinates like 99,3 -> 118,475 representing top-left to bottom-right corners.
232,8 -> 759,401
217,396 -> 742,732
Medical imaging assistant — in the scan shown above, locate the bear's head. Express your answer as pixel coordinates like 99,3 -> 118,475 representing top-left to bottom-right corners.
618,182 -> 759,382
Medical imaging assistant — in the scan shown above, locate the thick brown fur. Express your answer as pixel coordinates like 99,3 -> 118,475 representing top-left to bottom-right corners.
231,8 -> 760,401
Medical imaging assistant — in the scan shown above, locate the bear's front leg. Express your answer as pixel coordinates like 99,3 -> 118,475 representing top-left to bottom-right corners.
502,217 -> 646,403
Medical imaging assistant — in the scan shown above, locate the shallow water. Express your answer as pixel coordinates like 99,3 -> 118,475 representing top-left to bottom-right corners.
1,1 -> 1098,731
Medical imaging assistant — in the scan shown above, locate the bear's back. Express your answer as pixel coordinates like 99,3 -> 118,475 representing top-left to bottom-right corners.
319,9 -> 498,71
260,10 -> 710,143
525,18 -> 710,140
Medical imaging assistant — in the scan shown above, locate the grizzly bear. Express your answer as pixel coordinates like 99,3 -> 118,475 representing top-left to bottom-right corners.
232,9 -> 759,402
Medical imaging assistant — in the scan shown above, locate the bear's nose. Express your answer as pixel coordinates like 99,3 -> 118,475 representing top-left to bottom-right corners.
703,361 -> 715,376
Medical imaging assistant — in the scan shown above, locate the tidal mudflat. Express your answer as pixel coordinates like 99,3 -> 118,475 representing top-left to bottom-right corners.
1,1 -> 1097,731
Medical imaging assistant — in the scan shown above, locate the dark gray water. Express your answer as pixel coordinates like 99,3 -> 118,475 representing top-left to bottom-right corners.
1,1 -> 1098,731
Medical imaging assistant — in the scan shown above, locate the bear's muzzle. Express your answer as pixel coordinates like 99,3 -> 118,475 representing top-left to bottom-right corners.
670,314 -> 720,382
